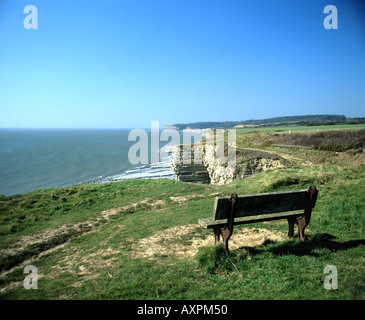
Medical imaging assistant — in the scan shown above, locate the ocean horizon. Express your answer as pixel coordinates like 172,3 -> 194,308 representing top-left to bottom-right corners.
0,128 -> 193,196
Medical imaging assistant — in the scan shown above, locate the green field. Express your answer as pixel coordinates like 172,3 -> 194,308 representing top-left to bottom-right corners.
0,131 -> 364,300
235,123 -> 365,134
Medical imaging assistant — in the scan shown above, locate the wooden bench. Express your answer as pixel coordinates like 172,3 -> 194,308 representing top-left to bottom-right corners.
199,186 -> 318,253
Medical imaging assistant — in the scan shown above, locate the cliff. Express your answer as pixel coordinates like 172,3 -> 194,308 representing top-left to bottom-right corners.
171,145 -> 210,183
172,145 -> 287,184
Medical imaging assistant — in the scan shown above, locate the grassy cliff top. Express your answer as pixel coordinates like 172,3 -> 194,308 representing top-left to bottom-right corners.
0,130 -> 364,299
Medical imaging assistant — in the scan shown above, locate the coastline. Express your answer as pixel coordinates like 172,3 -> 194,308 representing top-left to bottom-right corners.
81,143 -> 178,186
80,129 -> 205,187
0,129 -> 182,196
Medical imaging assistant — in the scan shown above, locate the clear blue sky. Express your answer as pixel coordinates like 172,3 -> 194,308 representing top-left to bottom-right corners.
0,0 -> 364,128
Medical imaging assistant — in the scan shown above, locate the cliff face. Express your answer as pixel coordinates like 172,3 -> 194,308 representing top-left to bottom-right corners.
172,145 -> 287,184
172,145 -> 210,183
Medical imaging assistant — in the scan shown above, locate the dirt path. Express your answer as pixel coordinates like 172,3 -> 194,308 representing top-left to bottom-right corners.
0,198 -> 168,280
0,192 -> 285,294
130,224 -> 285,260
0,192 -> 218,284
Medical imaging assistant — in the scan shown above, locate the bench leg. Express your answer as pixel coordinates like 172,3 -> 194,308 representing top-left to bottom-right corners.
212,193 -> 237,254
287,217 -> 307,241
221,228 -> 232,254
223,239 -> 230,254
297,218 -> 306,241
213,227 -> 220,244
287,218 -> 295,238
213,227 -> 231,254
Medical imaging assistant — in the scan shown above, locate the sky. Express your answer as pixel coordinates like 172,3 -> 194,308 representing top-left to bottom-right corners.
0,0 -> 364,129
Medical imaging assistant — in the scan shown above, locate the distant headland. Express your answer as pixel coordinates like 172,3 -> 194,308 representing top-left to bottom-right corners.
166,114 -> 365,130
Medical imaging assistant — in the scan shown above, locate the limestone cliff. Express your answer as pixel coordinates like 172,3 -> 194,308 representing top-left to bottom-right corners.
172,145 -> 210,183
172,145 -> 287,184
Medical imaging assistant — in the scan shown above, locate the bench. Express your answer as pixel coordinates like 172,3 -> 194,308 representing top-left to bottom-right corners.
199,186 -> 318,253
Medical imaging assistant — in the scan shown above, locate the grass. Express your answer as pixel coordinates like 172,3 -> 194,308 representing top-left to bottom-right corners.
0,131 -> 364,300
234,123 -> 365,134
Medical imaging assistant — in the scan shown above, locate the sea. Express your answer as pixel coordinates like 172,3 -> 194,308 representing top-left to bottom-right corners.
0,128 -> 198,196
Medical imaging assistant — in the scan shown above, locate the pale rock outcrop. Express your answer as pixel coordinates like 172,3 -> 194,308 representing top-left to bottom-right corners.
172,144 -> 287,184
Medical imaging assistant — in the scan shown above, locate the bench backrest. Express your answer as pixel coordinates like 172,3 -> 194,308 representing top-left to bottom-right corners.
213,189 -> 315,220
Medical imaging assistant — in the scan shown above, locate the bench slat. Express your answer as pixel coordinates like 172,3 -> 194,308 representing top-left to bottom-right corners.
213,189 -> 308,220
199,210 -> 304,229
